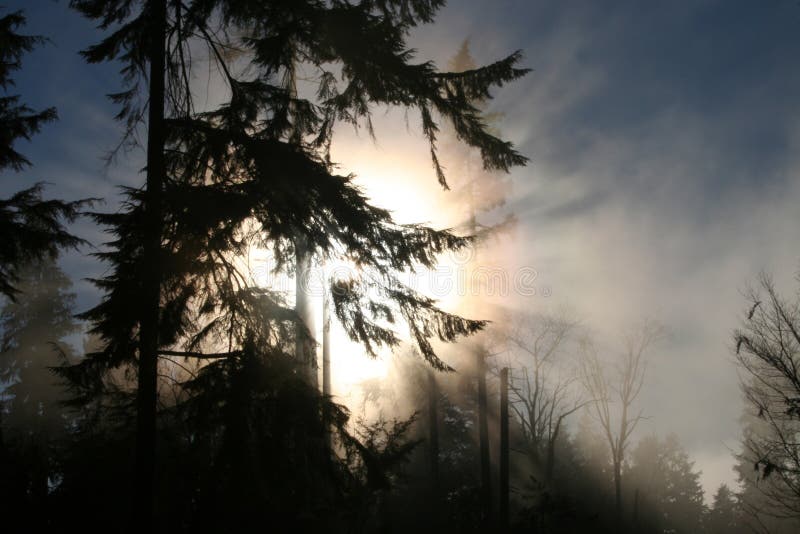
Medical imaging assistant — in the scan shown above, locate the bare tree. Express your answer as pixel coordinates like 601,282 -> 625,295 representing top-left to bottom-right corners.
735,272 -> 800,521
498,311 -> 586,483
579,319 -> 663,524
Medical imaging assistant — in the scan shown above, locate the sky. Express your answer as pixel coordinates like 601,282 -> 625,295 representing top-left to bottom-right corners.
3,0 -> 800,498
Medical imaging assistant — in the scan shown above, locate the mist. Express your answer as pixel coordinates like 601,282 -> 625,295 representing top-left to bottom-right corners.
2,1 -> 800,533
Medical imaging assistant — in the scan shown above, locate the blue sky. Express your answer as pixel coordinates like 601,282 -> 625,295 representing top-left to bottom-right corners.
4,0 -> 800,496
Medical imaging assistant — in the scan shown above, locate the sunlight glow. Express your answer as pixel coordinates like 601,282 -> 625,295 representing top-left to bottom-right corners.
248,133 -> 492,404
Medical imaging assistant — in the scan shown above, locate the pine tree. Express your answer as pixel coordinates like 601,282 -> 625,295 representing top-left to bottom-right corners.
706,484 -> 743,534
440,39 -> 519,528
0,10 -> 87,301
626,434 -> 706,533
442,39 -> 514,237
0,10 -> 56,174
63,0 -> 528,530
0,256 -> 80,528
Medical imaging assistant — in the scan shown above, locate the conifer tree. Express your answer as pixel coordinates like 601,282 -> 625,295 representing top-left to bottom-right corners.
440,39 -> 519,527
0,256 -> 79,526
442,39 -> 514,238
706,484 -> 744,534
65,1 -> 528,529
626,434 -> 706,533
0,10 -> 87,301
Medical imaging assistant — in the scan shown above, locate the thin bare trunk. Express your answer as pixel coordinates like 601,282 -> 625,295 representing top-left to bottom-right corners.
295,236 -> 317,388
322,286 -> 331,396
322,283 -> 331,447
614,458 -> 622,525
427,370 -> 439,495
500,367 -> 510,533
477,348 -> 492,526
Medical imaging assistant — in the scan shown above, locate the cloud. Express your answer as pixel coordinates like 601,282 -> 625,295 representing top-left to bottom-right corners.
404,0 -> 800,496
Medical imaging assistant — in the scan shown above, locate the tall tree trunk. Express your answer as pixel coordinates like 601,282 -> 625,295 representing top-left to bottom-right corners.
545,418 -> 562,484
322,281 -> 331,448
427,370 -> 440,494
614,458 -> 622,526
615,407 -> 628,526
136,0 -> 167,529
499,367 -> 509,533
477,347 -> 492,526
295,236 -> 317,388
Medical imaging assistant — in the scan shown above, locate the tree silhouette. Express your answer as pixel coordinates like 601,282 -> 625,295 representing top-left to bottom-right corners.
706,483 -> 744,534
0,10 -> 88,301
441,39 -> 515,240
499,310 -> 585,485
626,433 -> 706,533
579,320 -> 663,526
734,272 -> 800,525
440,39 -> 519,528
63,0 -> 528,530
734,409 -> 800,534
0,256 -> 80,528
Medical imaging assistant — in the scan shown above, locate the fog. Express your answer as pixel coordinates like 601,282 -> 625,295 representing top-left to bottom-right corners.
2,1 -> 800,532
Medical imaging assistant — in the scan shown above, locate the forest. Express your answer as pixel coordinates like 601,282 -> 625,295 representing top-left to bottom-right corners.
2,1 -> 800,533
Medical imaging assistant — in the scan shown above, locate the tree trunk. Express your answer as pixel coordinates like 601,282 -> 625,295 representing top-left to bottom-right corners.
477,347 -> 492,526
614,458 -> 622,526
136,0 -> 167,529
295,235 -> 317,388
322,284 -> 331,397
545,420 -> 561,484
500,367 -> 509,533
427,370 -> 440,495
322,281 -> 331,448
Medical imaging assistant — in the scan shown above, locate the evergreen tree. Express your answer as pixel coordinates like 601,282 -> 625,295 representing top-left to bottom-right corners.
0,10 -> 87,301
0,256 -> 80,528
626,434 -> 706,534
706,484 -> 743,534
441,39 -> 514,238
439,39 -> 519,528
1,258 -> 79,430
548,413 -> 617,532
62,1 -> 529,530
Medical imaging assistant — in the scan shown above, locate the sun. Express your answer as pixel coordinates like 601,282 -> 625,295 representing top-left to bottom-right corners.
248,141 -> 473,404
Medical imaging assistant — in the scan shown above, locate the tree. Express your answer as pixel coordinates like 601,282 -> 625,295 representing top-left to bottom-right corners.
0,10 -> 87,301
706,483 -> 743,534
734,411 -> 800,534
626,434 -> 706,533
500,311 -> 584,484
0,11 -> 86,523
441,39 -> 518,528
64,0 -> 529,530
0,256 -> 80,527
734,272 -> 800,522
441,39 -> 514,238
1,258 -> 79,428
579,319 -> 663,525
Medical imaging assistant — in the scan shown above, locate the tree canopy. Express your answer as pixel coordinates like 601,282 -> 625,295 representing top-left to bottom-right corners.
55,1 -> 530,530
0,10 -> 88,301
